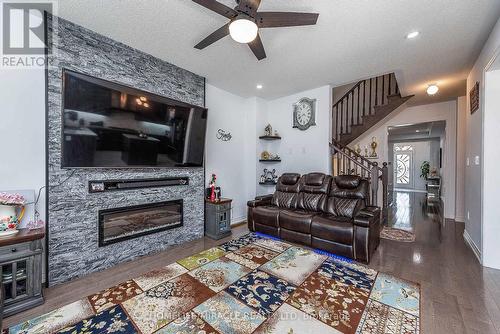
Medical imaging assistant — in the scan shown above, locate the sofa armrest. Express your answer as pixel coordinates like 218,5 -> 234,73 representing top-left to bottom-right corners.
247,195 -> 273,208
359,206 -> 380,217
255,194 -> 273,201
354,207 -> 380,228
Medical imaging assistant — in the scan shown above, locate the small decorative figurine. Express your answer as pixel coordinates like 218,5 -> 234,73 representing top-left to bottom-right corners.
355,144 -> 362,155
209,174 -> 217,202
264,124 -> 273,136
270,153 -> 281,160
260,168 -> 279,184
274,130 -> 279,137
270,169 -> 278,183
261,151 -> 270,160
364,146 -> 369,157
370,137 -> 378,157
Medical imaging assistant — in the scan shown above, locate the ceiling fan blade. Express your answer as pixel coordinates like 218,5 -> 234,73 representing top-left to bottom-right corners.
236,0 -> 262,16
194,23 -> 230,49
192,0 -> 238,19
248,33 -> 266,60
256,12 -> 319,28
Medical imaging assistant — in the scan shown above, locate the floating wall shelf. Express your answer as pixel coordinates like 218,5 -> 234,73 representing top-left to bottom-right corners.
259,181 -> 278,186
259,135 -> 282,140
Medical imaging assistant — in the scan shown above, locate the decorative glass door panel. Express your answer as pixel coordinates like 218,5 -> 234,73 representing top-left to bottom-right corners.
394,144 -> 413,188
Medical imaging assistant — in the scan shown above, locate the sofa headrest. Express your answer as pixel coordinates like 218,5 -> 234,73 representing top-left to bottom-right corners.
330,175 -> 369,200
276,173 -> 301,192
300,173 -> 331,194
281,173 -> 301,185
304,173 -> 327,186
334,175 -> 361,189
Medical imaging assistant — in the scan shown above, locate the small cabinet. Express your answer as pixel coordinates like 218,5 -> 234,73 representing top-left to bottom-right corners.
0,229 -> 45,321
205,199 -> 232,240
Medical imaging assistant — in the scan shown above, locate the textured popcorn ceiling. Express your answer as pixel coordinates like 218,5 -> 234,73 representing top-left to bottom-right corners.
54,0 -> 500,104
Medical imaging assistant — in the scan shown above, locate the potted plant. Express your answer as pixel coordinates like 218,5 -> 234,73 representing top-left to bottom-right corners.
420,161 -> 430,179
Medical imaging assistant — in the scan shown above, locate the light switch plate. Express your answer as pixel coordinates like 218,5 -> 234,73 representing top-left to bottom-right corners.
475,156 -> 480,165
466,157 -> 470,166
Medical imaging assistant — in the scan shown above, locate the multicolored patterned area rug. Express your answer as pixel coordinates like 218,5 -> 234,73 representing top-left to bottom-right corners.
6,233 -> 420,334
380,227 -> 416,242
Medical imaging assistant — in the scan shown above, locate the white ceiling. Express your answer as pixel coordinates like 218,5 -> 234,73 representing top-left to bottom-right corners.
55,0 -> 500,101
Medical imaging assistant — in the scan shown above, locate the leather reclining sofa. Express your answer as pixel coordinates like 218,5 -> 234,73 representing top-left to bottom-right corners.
247,172 -> 381,263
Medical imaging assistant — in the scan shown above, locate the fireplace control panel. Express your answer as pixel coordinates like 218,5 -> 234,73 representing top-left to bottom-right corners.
89,177 -> 189,193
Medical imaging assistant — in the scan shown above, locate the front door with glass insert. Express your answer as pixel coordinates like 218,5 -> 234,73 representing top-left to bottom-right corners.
394,144 -> 414,189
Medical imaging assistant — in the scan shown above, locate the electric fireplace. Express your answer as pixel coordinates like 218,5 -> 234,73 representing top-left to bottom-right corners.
98,200 -> 183,246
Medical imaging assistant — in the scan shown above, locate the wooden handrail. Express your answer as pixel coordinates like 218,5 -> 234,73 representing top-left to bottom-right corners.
332,80 -> 364,111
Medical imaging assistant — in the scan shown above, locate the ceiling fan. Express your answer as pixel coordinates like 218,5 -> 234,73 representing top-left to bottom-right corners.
192,0 -> 319,60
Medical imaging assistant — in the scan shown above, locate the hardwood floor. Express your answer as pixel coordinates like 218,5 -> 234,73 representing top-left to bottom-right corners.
375,191 -> 500,333
4,192 -> 500,333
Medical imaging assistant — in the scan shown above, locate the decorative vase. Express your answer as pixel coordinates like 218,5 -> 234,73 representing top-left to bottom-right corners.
355,144 -> 361,155
370,137 -> 378,157
0,204 -> 19,232
0,205 -> 16,220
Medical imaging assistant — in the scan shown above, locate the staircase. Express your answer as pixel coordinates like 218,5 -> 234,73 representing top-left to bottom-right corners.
332,73 -> 413,146
330,73 -> 414,222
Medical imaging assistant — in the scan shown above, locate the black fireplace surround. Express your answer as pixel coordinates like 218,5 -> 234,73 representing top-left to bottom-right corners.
98,199 -> 183,246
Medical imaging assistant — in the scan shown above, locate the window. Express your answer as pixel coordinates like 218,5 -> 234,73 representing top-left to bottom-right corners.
394,144 -> 413,186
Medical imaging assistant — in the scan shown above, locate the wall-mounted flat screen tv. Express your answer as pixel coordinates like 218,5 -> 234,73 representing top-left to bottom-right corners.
61,69 -> 207,168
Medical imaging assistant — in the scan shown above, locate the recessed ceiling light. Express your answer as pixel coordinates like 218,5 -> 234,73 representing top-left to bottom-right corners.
256,84 -> 263,89
427,84 -> 439,95
406,31 -> 420,39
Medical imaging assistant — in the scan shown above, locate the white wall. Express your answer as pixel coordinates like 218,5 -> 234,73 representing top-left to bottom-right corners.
482,69 -> 500,269
0,68 -> 46,225
465,17 -> 500,260
351,100 -> 458,219
257,86 -> 332,196
205,84 -> 257,223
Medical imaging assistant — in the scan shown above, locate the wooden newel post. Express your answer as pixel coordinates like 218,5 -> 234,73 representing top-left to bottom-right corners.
382,162 -> 389,222
370,162 -> 379,207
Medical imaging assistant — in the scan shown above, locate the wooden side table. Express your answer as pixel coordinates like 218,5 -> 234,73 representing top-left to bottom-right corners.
0,228 -> 45,323
205,198 -> 232,240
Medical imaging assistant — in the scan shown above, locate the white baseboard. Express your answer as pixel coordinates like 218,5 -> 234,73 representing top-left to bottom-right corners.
463,229 -> 481,263
393,188 -> 426,193
231,216 -> 246,226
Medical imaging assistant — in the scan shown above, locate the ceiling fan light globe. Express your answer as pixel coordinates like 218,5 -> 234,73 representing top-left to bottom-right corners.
229,18 -> 258,44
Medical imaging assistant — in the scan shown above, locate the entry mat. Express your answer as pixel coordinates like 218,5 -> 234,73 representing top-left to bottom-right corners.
6,233 -> 420,334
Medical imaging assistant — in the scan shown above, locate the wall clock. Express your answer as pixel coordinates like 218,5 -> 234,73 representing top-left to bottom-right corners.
293,97 -> 316,131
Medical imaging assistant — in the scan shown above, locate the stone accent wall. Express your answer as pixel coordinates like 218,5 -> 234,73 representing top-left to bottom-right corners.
47,15 -> 205,286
